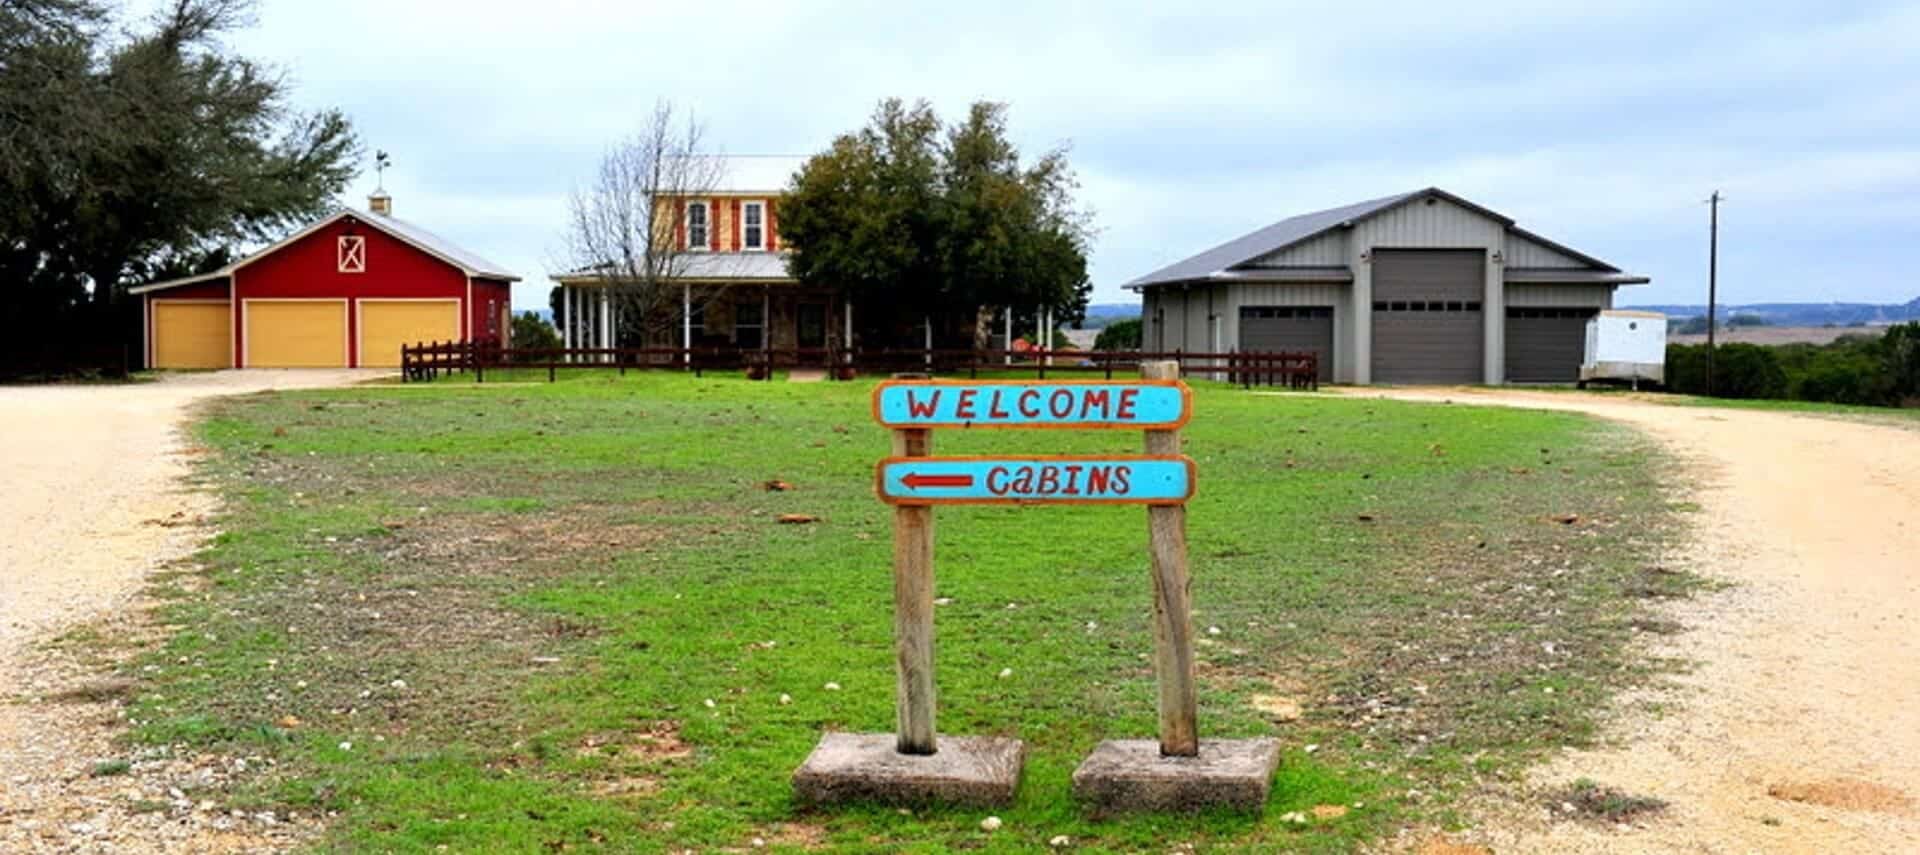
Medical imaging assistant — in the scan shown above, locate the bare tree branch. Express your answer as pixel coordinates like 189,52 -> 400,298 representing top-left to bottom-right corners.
561,100 -> 727,342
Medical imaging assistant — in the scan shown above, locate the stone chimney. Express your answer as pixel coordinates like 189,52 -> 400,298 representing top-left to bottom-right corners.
369,189 -> 392,217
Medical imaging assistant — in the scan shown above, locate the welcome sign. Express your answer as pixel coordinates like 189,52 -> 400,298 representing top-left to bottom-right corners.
872,380 -> 1191,429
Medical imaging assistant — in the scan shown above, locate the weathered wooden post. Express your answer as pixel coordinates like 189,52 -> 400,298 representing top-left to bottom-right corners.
1069,361 -> 1281,813
1141,361 -> 1198,756
890,392 -> 937,755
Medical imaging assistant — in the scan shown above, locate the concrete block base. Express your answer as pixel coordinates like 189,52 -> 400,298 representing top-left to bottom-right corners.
1071,738 -> 1281,813
792,732 -> 1025,808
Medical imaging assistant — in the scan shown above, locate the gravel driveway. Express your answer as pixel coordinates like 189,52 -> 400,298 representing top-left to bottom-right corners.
1,370 -> 378,850
1344,390 -> 1920,854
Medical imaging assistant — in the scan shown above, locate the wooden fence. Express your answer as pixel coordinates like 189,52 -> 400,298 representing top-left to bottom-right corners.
400,341 -> 1318,390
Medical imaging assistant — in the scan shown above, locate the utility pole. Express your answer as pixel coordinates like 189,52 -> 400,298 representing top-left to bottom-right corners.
1705,190 -> 1722,397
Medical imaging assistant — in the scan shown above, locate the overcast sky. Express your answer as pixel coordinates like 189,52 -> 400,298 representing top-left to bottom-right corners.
175,0 -> 1920,310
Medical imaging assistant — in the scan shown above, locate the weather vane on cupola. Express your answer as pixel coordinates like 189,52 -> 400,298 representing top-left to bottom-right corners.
370,150 -> 394,216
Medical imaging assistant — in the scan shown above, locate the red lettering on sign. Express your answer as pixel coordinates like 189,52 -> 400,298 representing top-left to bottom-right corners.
986,466 -> 1010,495
987,389 -> 1010,419
1036,466 -> 1060,494
1048,389 -> 1074,418
907,390 -> 941,419
955,389 -> 978,420
1017,390 -> 1041,418
1081,389 -> 1110,419
1116,388 -> 1139,420
1061,465 -> 1084,495
1010,466 -> 1035,493
1112,465 -> 1132,493
1086,466 -> 1111,494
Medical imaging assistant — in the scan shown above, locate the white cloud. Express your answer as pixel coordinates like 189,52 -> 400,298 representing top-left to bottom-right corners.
117,0 -> 1920,307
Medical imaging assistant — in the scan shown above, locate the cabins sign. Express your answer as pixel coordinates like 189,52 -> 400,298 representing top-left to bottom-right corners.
876,455 -> 1195,505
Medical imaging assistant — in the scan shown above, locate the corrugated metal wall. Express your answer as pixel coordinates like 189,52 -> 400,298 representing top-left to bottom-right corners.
1247,231 -> 1348,266
1504,234 -> 1589,269
1505,284 -> 1614,308
1351,197 -> 1506,249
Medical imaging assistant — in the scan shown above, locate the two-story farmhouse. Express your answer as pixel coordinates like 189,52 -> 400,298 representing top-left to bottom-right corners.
1129,188 -> 1649,384
551,156 -> 855,357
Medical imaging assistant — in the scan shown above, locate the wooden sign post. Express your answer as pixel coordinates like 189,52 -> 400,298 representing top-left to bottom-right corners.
792,364 -> 1276,811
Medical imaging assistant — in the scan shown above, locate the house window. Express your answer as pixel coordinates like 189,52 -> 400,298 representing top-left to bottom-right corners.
742,201 -> 765,250
338,236 -> 365,273
686,202 -> 709,250
734,300 -> 764,349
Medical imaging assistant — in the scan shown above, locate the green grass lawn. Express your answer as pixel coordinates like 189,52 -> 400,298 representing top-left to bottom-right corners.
121,370 -> 1688,852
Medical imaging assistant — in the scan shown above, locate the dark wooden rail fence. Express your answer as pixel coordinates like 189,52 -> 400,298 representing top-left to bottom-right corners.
400,341 -> 1317,390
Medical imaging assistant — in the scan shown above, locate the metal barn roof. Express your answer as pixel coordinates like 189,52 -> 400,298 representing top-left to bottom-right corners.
131,208 -> 518,294
1124,187 -> 1631,291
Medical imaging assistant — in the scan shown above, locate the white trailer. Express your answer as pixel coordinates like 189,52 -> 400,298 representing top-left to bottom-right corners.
1580,310 -> 1667,388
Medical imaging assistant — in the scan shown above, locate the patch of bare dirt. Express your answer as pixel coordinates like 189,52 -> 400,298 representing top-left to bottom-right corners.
1768,779 -> 1914,815
1347,388 -> 1920,854
1,370 -> 378,854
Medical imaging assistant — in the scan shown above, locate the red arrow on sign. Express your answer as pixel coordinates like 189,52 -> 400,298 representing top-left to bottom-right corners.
901,472 -> 974,489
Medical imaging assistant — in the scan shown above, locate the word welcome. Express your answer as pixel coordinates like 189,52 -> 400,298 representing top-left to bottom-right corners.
873,381 -> 1190,429
876,456 -> 1195,506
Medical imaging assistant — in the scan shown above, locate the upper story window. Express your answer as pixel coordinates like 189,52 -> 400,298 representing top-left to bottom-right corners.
742,201 -> 765,250
685,202 -> 709,250
338,235 -> 366,273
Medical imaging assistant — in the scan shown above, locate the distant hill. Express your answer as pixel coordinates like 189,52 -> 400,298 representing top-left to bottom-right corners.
1626,297 -> 1920,327
1077,303 -> 1141,330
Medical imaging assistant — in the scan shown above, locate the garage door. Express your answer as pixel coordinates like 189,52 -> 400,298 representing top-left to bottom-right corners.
1371,249 -> 1484,384
245,300 -> 347,367
1505,307 -> 1596,383
151,301 -> 230,369
1240,306 -> 1333,382
358,299 -> 460,367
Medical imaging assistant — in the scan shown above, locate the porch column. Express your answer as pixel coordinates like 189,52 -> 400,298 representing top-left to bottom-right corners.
923,314 -> 932,367
561,285 -> 573,358
843,299 -> 853,365
682,283 -> 692,367
763,288 -> 772,354
600,289 -> 612,362
1004,308 -> 1013,364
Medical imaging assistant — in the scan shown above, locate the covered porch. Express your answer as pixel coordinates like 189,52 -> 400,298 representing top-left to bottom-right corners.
552,279 -> 854,366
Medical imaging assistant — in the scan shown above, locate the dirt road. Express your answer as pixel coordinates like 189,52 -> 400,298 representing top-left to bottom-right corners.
1349,389 -> 1920,853
0,370 -> 376,851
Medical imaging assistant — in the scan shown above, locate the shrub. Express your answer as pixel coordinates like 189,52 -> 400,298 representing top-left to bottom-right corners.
1093,318 -> 1141,351
510,312 -> 561,363
1664,343 -> 1785,399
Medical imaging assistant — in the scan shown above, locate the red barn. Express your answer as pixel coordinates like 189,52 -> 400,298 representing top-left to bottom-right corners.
132,193 -> 519,369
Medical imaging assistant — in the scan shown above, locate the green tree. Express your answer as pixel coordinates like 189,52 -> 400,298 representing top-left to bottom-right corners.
1093,317 -> 1141,351
780,99 -> 1090,346
2,0 -> 357,372
509,311 -> 561,362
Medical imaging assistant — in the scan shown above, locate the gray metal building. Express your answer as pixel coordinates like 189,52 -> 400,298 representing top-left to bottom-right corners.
1128,188 -> 1649,384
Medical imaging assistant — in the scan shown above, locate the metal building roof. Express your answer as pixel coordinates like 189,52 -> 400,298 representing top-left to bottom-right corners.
1124,191 -> 1418,290
553,251 -> 793,285
1123,187 -> 1629,290
130,207 -> 519,294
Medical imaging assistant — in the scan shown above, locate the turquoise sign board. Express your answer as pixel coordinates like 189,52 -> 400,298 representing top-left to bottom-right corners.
876,456 -> 1196,506
872,380 -> 1190,430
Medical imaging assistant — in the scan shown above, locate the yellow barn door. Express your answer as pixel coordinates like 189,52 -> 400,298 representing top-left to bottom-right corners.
358,299 -> 461,367
245,300 -> 348,367
151,301 -> 231,369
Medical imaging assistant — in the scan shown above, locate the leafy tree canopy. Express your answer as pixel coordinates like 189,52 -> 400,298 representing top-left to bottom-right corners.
2,0 -> 358,313
779,99 -> 1092,334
